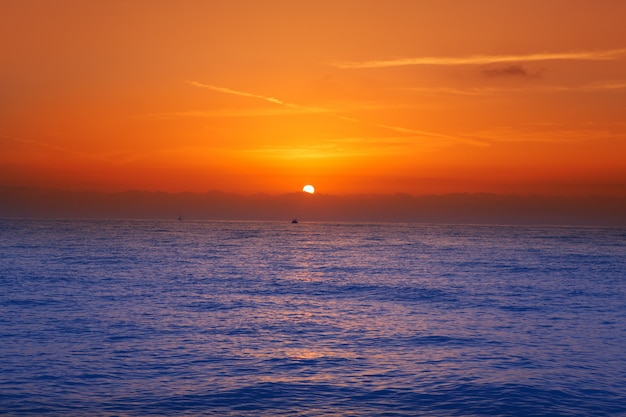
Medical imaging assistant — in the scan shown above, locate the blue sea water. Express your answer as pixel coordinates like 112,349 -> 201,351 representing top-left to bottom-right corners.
1,220 -> 625,416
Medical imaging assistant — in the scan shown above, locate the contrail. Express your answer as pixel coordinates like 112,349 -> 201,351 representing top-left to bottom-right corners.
185,80 -> 296,107
334,48 -> 626,69
186,81 -> 488,146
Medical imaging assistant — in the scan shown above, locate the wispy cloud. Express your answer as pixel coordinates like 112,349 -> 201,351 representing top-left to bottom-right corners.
138,107 -> 331,120
0,133 -> 145,165
403,87 -> 494,96
242,135 -> 446,160
404,79 -> 626,96
371,124 -> 488,147
470,126 -> 626,144
581,80 -> 626,91
186,81 -> 488,146
242,144 -> 362,159
333,48 -> 626,69
0,133 -> 81,155
185,81 -> 296,107
528,80 -> 626,93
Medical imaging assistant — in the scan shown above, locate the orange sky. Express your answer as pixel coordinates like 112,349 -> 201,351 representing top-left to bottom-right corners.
2,0 -> 626,196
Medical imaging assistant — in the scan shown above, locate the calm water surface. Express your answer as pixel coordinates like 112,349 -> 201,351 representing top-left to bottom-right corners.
1,220 -> 625,416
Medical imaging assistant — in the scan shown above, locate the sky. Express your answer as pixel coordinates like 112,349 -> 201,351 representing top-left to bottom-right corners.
2,0 -> 626,197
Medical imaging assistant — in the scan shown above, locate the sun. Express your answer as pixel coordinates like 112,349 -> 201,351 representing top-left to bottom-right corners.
302,184 -> 315,194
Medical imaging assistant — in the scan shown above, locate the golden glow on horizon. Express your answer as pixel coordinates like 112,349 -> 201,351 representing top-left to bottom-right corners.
303,185 -> 315,194
1,1 -> 625,196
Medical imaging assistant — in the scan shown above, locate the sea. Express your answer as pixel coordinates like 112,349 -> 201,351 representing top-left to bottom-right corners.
1,219 -> 625,416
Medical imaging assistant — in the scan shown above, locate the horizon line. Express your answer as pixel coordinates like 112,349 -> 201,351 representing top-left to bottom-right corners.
2,185 -> 625,199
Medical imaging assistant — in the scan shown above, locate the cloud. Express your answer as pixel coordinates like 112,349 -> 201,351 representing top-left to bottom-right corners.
241,134 -> 453,160
371,123 -> 488,147
0,133 -> 82,155
404,87 -> 493,96
403,78 -> 626,96
470,126 -> 626,144
185,81 -> 296,108
333,48 -> 626,69
582,80 -> 626,91
482,65 -> 532,78
137,107 -> 331,120
186,81 -> 488,146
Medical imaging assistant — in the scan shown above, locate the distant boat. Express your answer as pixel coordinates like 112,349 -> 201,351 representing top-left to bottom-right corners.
291,219 -> 298,224
178,214 -> 183,221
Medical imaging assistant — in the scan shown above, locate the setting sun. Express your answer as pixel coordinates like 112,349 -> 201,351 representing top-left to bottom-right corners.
303,185 -> 315,194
